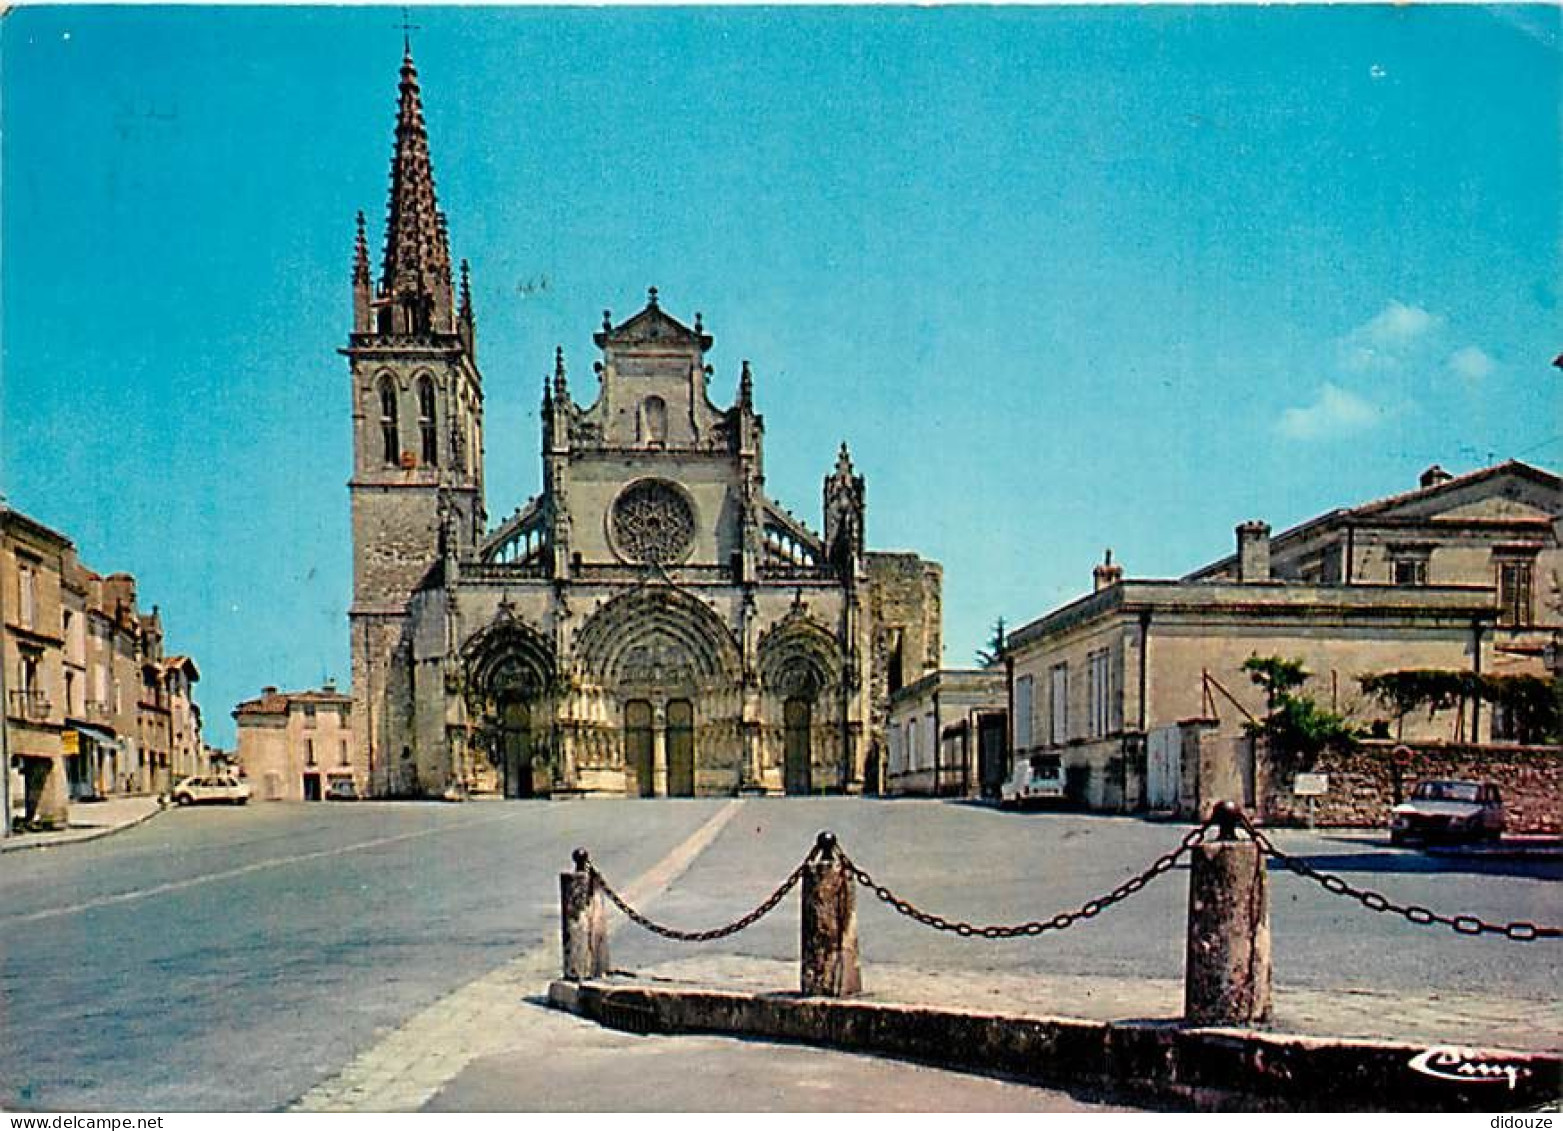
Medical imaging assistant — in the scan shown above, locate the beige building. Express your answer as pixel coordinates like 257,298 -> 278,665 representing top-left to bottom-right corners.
344,48 -> 940,800
4,510 -> 74,826
1004,462 -> 1561,814
4,507 -> 205,828
886,670 -> 1008,798
234,684 -> 357,801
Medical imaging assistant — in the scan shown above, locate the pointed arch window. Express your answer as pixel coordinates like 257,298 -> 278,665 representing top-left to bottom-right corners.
378,377 -> 399,466
418,376 -> 438,466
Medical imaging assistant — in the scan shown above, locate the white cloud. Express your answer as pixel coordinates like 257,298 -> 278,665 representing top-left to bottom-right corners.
1360,301 -> 1439,347
1338,301 -> 1441,372
1447,345 -> 1495,383
1278,382 -> 1381,442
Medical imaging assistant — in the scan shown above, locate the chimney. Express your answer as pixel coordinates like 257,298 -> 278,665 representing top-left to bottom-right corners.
1093,548 -> 1123,593
1419,464 -> 1453,489
262,686 -> 278,697
1236,521 -> 1271,583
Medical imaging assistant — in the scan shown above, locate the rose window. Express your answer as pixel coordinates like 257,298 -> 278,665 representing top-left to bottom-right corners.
610,480 -> 695,564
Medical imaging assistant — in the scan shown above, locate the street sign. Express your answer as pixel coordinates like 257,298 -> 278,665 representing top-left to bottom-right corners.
1293,772 -> 1328,797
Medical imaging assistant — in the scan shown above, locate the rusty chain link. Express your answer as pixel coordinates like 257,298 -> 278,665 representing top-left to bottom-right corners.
836,820 -> 1216,940
584,841 -> 827,943
1232,809 -> 1561,943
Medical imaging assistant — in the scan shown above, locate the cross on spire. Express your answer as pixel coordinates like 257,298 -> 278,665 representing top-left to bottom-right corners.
398,6 -> 421,53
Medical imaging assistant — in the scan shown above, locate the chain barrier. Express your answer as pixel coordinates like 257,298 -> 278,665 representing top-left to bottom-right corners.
579,803 -> 1558,946
1231,808 -> 1561,943
583,840 -> 827,943
836,820 -> 1216,940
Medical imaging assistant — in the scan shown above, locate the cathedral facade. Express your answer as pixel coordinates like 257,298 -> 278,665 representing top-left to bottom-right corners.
346,49 -> 941,799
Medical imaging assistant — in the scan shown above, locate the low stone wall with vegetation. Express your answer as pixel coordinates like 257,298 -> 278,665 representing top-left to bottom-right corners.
1260,739 -> 1562,834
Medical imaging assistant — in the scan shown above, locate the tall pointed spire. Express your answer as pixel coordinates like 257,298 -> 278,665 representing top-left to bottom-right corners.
380,43 -> 453,332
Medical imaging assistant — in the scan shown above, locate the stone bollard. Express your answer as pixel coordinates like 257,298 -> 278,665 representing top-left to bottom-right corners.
1184,802 -> 1272,1026
560,848 -> 610,981
800,832 -> 862,997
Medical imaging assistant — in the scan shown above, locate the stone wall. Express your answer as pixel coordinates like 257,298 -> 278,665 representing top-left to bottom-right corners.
864,553 -> 943,793
1258,739 -> 1561,833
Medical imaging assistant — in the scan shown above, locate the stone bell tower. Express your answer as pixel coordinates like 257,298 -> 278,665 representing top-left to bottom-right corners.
345,44 -> 484,796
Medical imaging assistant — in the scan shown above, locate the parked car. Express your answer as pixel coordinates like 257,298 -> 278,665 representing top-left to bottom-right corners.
1389,780 -> 1504,845
325,778 -> 359,801
171,775 -> 252,806
1000,753 -> 1065,808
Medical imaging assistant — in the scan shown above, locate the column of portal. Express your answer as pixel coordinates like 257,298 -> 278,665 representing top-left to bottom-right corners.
652,702 -> 668,796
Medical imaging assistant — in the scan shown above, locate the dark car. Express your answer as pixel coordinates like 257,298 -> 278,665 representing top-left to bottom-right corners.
1389,780 -> 1504,845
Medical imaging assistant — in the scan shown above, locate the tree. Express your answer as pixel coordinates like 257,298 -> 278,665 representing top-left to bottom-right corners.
1241,655 -> 1360,771
975,617 -> 1007,668
1359,669 -> 1562,745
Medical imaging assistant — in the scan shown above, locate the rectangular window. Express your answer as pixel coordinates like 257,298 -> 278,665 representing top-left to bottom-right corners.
18,562 -> 36,630
1392,558 -> 1427,586
1049,663 -> 1069,746
304,738 -> 316,767
1496,559 -> 1533,626
907,717 -> 919,770
1087,649 -> 1112,739
339,739 -> 350,767
1014,675 -> 1034,750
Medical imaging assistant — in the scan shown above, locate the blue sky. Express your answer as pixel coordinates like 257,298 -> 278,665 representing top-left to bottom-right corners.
4,5 -> 1558,747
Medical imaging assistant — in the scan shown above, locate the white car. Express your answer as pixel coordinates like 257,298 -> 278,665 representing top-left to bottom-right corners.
171,775 -> 252,806
1000,754 -> 1065,807
1389,780 -> 1504,845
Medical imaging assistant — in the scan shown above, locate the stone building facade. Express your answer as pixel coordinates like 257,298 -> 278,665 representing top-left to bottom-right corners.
1004,462 -> 1561,813
886,669 -> 1008,799
234,685 -> 356,801
346,49 -> 940,799
4,506 -> 204,827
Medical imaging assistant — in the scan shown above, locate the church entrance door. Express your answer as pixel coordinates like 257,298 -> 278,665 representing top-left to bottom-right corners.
500,698 -> 534,799
784,697 -> 812,794
625,700 -> 654,797
666,699 -> 695,797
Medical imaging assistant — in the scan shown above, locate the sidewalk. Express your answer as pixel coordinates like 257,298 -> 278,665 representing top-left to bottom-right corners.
546,956 -> 1562,1111
2,794 -> 165,853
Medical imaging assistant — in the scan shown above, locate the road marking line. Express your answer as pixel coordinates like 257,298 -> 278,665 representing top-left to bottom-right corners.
290,798 -> 746,1113
0,810 -> 522,928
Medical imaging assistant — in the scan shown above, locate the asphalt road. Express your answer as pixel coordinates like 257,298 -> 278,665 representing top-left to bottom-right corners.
610,800 -> 1562,996
0,798 -> 1556,1111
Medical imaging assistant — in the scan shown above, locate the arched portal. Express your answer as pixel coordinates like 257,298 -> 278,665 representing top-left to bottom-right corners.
758,612 -> 844,796
461,618 -> 556,798
576,586 -> 743,796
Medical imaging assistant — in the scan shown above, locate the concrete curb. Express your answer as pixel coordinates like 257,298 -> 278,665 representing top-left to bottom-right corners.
1,802 -> 167,854
548,978 -> 1561,1112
